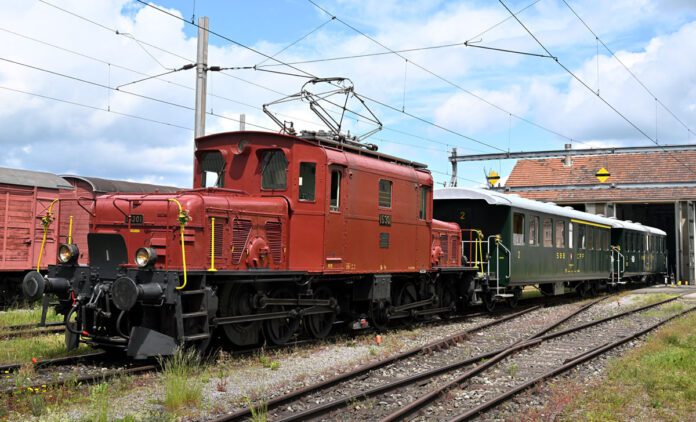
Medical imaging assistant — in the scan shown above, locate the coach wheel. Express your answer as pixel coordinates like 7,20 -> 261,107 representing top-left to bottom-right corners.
507,287 -> 522,309
305,286 -> 336,339
588,282 -> 598,297
482,291 -> 496,312
263,288 -> 300,345
577,282 -> 591,299
219,284 -> 261,347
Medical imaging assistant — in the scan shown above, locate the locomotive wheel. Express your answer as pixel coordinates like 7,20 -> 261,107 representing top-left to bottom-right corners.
305,286 -> 336,339
394,282 -> 419,322
263,288 -> 300,345
65,309 -> 80,351
437,283 -> 457,319
370,301 -> 390,331
219,284 -> 261,347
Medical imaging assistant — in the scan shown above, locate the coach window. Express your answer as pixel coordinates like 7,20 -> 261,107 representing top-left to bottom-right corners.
578,225 -> 586,249
200,150 -> 225,188
329,169 -> 341,211
529,216 -> 539,246
513,213 -> 525,245
261,149 -> 287,190
419,187 -> 429,220
568,223 -> 574,248
555,221 -> 565,248
379,179 -> 392,208
298,162 -> 316,201
543,218 -> 553,247
587,227 -> 594,250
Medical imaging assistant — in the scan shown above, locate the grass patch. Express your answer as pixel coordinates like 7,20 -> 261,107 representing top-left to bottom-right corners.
0,333 -> 88,364
0,305 -> 62,328
87,382 -> 110,422
160,348 -> 204,411
628,293 -> 677,308
563,311 -> 696,421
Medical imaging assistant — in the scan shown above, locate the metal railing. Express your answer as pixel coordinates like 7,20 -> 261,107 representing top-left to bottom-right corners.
461,229 -> 486,274
488,235 -> 511,296
610,246 -> 625,285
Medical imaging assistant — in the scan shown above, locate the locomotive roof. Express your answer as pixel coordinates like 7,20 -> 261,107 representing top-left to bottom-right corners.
435,187 -> 666,236
0,167 -> 74,190
61,175 -> 180,194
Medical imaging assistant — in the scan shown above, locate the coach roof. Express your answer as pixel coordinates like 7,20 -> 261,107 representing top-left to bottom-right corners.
435,187 -> 666,236
0,167 -> 73,190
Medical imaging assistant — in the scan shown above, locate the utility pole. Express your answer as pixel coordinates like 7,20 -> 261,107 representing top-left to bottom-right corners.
449,147 -> 458,187
194,16 -> 209,140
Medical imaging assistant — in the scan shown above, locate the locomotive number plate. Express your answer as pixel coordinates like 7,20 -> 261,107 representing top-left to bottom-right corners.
379,214 -> 392,226
126,214 -> 144,224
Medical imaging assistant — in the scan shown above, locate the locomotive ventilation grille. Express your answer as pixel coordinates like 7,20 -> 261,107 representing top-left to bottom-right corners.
440,234 -> 449,263
232,219 -> 252,264
214,219 -> 224,258
265,221 -> 282,264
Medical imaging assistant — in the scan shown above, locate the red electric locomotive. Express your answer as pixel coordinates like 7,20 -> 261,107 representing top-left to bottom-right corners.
23,131 -> 477,358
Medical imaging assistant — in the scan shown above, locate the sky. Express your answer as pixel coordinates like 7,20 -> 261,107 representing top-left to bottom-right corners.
1,0 -> 695,188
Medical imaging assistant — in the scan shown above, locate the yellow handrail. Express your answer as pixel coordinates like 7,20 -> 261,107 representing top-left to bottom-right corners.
67,215 -> 73,244
208,217 -> 217,272
168,198 -> 190,290
36,199 -> 59,271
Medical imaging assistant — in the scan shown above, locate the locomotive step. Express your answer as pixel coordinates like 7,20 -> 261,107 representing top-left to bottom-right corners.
183,333 -> 211,341
182,311 -> 208,319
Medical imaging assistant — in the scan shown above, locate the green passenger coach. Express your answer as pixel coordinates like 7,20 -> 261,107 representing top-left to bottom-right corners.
434,188 -> 667,308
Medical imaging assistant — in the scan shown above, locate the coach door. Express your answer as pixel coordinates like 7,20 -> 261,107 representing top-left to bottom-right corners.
324,166 -> 345,271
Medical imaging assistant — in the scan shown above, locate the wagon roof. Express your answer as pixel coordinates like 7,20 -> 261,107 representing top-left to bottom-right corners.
0,167 -> 73,190
435,187 -> 666,236
61,175 -> 180,194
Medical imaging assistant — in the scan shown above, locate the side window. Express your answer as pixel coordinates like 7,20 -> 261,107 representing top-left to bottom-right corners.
379,179 -> 392,208
555,221 -> 565,248
568,222 -> 574,248
329,169 -> 341,211
200,150 -> 225,188
587,227 -> 594,250
543,218 -> 553,247
298,162 -> 316,201
513,213 -> 525,245
529,216 -> 539,246
578,225 -> 586,249
419,187 -> 429,220
261,150 -> 288,190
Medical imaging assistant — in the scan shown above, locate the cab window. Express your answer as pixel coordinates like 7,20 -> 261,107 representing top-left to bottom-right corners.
419,187 -> 429,220
379,179 -> 392,208
200,150 -> 225,188
298,162 -> 316,201
513,213 -> 525,245
330,169 -> 341,211
260,150 -> 287,190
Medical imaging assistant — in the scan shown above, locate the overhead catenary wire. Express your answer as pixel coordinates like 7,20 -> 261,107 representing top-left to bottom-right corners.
305,0 -> 592,148
560,0 -> 695,139
0,85 -> 192,131
497,0 -> 696,176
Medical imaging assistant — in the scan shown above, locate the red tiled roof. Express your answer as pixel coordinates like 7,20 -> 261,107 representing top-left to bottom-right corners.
510,187 -> 696,203
506,151 -> 696,187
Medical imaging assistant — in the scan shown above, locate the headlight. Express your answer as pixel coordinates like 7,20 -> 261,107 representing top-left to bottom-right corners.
57,244 -> 79,264
135,247 -> 157,268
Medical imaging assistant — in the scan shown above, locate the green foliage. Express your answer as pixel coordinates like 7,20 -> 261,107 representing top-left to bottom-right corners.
0,333 -> 88,365
0,305 -> 61,327
160,348 -> 204,411
565,311 -> 696,421
246,397 -> 268,422
89,382 -> 110,422
258,354 -> 280,370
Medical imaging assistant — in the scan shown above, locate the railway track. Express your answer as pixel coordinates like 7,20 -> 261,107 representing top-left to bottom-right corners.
0,325 -> 64,339
214,294 -> 688,422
